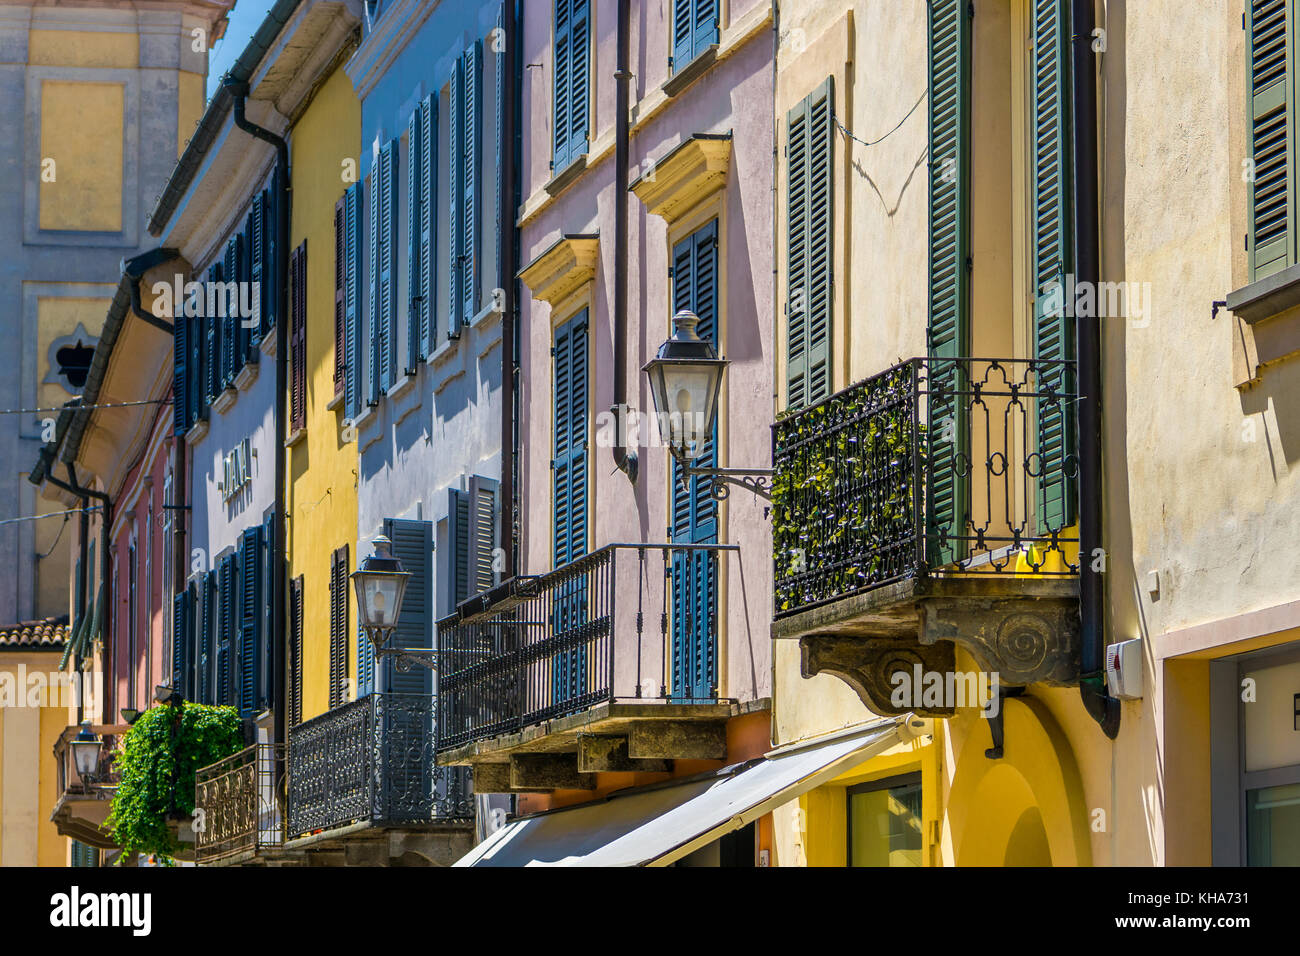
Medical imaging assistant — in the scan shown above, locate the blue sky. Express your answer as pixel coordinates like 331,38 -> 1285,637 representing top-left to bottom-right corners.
206,0 -> 278,100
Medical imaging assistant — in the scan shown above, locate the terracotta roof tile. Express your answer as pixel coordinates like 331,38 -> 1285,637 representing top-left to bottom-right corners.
0,616 -> 70,648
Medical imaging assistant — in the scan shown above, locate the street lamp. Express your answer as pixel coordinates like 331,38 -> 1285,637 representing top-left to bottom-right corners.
643,309 -> 772,500
351,536 -> 439,672
70,720 -> 102,782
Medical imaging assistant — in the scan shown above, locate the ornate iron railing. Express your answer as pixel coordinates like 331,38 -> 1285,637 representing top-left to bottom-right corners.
194,742 -> 283,863
436,542 -> 738,752
286,693 -> 472,839
772,357 -> 1079,618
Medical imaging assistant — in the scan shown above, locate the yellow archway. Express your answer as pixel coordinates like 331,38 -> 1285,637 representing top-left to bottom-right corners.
946,697 -> 1092,866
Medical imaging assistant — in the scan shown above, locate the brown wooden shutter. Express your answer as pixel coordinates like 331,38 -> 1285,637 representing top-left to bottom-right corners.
288,576 -> 303,726
290,241 -> 308,432
333,199 -> 347,396
328,545 -> 349,708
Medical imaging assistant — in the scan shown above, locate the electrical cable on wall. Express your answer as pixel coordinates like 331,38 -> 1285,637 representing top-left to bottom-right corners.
0,507 -> 103,527
833,87 -> 928,149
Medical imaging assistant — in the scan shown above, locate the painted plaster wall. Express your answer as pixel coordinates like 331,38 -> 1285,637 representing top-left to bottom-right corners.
351,0 -> 505,633
0,3 -> 212,626
0,649 -> 70,867
287,64 -> 361,722
517,0 -> 775,706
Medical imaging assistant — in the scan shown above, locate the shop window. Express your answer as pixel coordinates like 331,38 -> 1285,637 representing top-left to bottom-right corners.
847,772 -> 923,867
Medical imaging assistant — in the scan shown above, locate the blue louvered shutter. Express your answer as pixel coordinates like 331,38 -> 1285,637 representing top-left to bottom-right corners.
672,0 -> 718,73
926,0 -> 972,567
238,525 -> 262,718
356,618 -> 375,698
223,236 -> 242,386
450,489 -> 471,608
462,41 -> 483,326
1249,0 -> 1294,280
407,107 -> 423,370
1031,0 -> 1076,535
345,183 -> 363,417
383,519 -> 433,696
552,0 -> 590,174
173,298 -> 188,434
250,193 -> 265,351
217,553 -> 235,704
204,264 -> 221,404
261,512 -> 275,708
449,56 -> 465,339
494,4 -> 505,301
378,140 -> 398,392
198,572 -> 213,703
785,78 -> 834,412
171,590 -> 190,690
329,546 -> 350,708
420,94 -> 437,354
367,165 -> 381,405
669,223 -> 719,701
263,177 -> 280,339
551,311 -> 589,704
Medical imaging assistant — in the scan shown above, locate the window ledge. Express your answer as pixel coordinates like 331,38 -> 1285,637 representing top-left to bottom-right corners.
351,404 -> 376,430
663,45 -> 718,99
260,326 -> 277,358
326,391 -> 345,411
386,372 -> 416,401
184,419 -> 209,446
544,153 -> 588,198
234,361 -> 259,391
427,337 -> 459,369
285,426 -> 306,448
212,386 -> 237,414
1226,264 -> 1300,325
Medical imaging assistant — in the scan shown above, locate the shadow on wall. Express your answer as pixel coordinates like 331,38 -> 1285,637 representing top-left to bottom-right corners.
1239,355 -> 1300,474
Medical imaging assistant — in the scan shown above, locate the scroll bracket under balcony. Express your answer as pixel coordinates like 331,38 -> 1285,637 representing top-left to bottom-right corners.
679,464 -> 773,502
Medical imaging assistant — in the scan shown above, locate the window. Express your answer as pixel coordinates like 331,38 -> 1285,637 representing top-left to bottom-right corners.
328,546 -> 349,709
669,221 -> 719,701
785,78 -> 834,411
1248,0 -> 1293,282
671,0 -> 719,74
369,140 -> 399,402
449,41 -> 484,335
847,773 -> 924,867
552,0 -> 590,175
290,240 -> 308,431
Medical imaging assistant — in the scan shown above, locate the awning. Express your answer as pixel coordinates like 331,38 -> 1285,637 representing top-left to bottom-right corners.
456,716 -> 923,867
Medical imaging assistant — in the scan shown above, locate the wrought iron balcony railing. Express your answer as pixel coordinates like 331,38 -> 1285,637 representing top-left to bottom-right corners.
772,357 -> 1079,618
195,742 -> 283,864
437,542 -> 737,753
286,693 -> 472,839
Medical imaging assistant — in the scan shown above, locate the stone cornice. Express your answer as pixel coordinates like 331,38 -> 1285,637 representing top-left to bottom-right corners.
630,133 -> 731,225
518,235 -> 600,308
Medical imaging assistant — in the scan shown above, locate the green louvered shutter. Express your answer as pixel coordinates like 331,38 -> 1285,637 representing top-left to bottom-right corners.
1032,0 -> 1076,534
384,519 -> 433,696
462,41 -> 484,327
238,525 -> 262,719
345,183 -> 363,417
407,107 -> 423,370
785,78 -> 834,411
669,222 -> 719,701
367,166 -> 380,405
1249,0 -> 1295,280
420,94 -> 437,354
926,0 -> 972,567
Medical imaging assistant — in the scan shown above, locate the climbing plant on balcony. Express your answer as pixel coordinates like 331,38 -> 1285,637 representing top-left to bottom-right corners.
107,702 -> 243,863
772,362 -> 921,614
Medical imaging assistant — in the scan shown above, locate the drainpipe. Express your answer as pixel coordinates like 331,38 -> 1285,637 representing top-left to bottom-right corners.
43,458 -> 90,720
1071,0 -> 1120,739
44,461 -> 112,722
225,78 -> 290,750
500,0 -> 519,576
611,0 -> 638,483
124,248 -> 181,334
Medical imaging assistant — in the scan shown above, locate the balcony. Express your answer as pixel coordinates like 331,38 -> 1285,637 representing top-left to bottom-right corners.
771,358 -> 1081,715
195,743 -> 286,866
437,543 -> 756,793
284,693 -> 473,865
50,724 -> 128,850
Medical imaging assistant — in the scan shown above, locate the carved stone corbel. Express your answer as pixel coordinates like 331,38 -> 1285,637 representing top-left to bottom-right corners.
800,634 -> 957,717
918,596 -> 1080,686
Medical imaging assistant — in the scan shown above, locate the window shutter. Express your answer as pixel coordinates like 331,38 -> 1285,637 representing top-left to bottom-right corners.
383,519 -> 433,696
378,141 -> 398,392
356,618 -> 375,698
450,488 -> 471,608
449,56 -> 465,338
261,511 -> 275,708
420,94 -> 437,355
1249,0 -> 1294,280
171,589 -> 190,690
368,166 -> 380,405
468,476 -> 499,597
407,106 -> 424,371
926,0 -> 972,566
462,41 -> 484,326
345,183 -> 363,417
670,223 -> 719,701
204,265 -> 221,404
173,298 -> 188,435
263,176 -> 281,339
672,0 -> 718,72
328,546 -> 349,708
240,210 -> 255,362
217,553 -> 235,705
334,198 -> 347,396
1031,0 -> 1076,534
198,572 -> 213,703
785,78 -> 834,411
238,526 -> 262,719
495,5 -> 505,299
552,310 -> 589,569
289,575 -> 303,726
553,0 -> 572,171
250,193 -> 265,351
552,0 -> 590,173
290,241 -> 308,432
